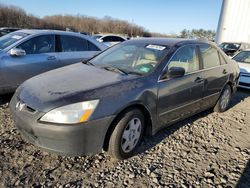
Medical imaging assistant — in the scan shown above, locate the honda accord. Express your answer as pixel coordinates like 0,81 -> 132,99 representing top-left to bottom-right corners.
10,38 -> 240,159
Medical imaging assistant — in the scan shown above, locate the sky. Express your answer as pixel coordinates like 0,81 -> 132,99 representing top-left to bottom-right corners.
0,0 -> 223,34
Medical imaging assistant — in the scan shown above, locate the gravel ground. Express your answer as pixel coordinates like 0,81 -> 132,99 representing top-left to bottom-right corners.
0,89 -> 250,188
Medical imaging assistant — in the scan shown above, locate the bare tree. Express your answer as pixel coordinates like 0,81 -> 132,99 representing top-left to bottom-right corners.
179,29 -> 215,41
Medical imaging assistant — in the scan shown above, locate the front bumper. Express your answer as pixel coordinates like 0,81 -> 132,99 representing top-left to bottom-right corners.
10,95 -> 114,156
239,73 -> 250,89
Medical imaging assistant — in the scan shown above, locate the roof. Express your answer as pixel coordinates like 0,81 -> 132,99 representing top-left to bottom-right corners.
16,29 -> 83,36
125,37 -> 207,46
220,42 -> 250,45
0,27 -> 20,30
8,29 -> 108,50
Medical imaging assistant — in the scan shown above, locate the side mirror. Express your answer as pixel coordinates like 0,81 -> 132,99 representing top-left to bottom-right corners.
163,66 -> 185,79
10,48 -> 26,57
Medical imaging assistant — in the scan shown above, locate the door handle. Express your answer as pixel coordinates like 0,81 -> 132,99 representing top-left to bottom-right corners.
194,77 -> 204,83
223,69 -> 228,74
47,56 -> 56,61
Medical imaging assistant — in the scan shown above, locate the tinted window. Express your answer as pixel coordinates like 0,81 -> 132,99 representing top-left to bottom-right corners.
17,35 -> 55,55
168,45 -> 199,74
102,36 -> 113,42
60,35 -> 88,52
88,41 -> 100,51
112,36 -> 125,42
199,44 -> 220,69
102,36 -> 125,42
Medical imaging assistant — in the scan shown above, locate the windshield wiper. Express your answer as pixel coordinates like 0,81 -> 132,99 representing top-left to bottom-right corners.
82,61 -> 94,66
102,66 -> 128,75
126,71 -> 143,76
102,66 -> 143,76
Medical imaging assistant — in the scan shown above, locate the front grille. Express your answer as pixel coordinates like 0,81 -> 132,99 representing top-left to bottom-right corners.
15,98 -> 36,113
25,105 -> 36,113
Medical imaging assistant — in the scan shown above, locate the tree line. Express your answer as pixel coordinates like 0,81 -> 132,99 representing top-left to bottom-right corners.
0,4 -> 215,39
0,4 -> 151,37
180,29 -> 215,41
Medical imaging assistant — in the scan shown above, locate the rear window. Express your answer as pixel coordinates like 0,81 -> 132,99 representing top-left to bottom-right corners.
102,36 -> 125,42
199,44 -> 221,69
88,41 -> 100,51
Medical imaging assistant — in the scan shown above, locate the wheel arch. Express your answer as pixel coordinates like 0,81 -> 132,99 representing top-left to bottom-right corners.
102,103 -> 153,151
221,80 -> 234,94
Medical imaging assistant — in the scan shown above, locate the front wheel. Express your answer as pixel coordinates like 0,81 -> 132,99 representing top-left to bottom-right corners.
108,109 -> 144,159
214,84 -> 232,112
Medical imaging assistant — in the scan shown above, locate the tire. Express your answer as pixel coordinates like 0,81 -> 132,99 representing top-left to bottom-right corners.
108,109 -> 144,160
214,84 -> 232,113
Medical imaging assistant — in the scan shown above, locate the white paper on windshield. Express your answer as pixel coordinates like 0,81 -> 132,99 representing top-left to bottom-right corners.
11,35 -> 23,40
146,44 -> 166,51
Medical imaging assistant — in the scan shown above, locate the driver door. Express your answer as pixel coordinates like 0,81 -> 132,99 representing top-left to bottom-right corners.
157,45 -> 204,128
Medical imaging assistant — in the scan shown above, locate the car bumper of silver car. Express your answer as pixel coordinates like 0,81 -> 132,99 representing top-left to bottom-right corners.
10,95 -> 114,156
238,73 -> 250,89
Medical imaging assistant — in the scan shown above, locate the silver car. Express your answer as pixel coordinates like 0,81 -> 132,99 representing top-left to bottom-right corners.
0,29 -> 107,94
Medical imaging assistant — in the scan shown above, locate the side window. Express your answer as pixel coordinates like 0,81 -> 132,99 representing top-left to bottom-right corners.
17,35 -> 55,55
200,44 -> 221,69
102,36 -> 113,42
88,41 -> 100,51
113,36 -> 125,42
168,45 -> 199,74
60,35 -> 88,52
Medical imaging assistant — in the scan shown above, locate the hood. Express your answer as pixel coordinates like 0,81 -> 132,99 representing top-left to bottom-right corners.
18,63 -> 134,112
238,62 -> 250,74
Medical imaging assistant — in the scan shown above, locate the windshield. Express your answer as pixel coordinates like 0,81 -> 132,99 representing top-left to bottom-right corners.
233,51 -> 250,63
219,43 -> 240,50
90,43 -> 169,75
0,32 -> 29,50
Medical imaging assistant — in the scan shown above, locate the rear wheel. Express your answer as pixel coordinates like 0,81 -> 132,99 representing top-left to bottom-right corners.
108,109 -> 144,159
214,84 -> 232,112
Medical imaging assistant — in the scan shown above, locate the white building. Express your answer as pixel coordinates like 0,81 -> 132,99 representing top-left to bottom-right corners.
216,0 -> 250,44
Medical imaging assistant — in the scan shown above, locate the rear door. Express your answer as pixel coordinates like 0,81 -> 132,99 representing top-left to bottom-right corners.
57,35 -> 99,65
157,45 -> 204,128
1,34 -> 59,89
198,44 -> 230,108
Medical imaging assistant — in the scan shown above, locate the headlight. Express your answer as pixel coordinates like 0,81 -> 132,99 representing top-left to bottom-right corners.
40,100 -> 99,124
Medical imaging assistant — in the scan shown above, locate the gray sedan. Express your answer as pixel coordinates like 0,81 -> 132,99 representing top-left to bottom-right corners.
0,29 -> 107,94
10,38 -> 239,159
